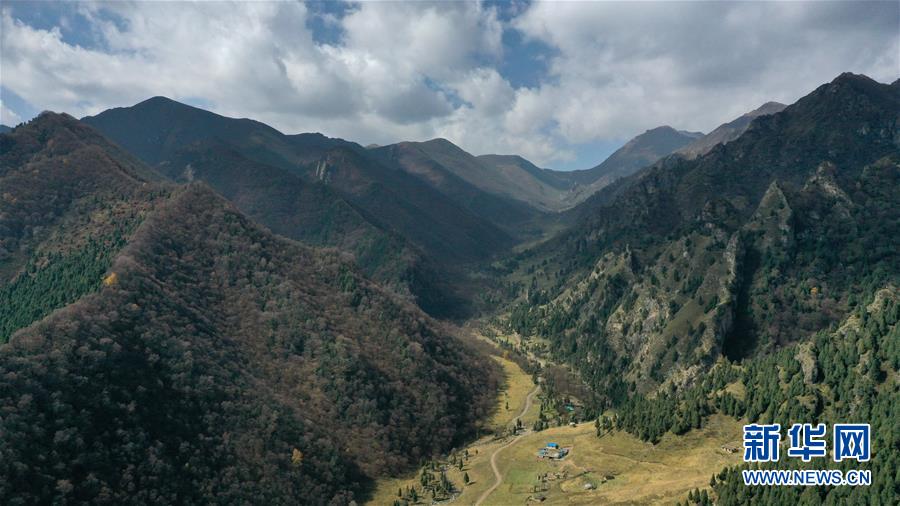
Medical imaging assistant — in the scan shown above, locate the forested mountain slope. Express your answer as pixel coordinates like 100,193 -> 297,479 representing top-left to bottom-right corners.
0,114 -> 499,505
476,154 -> 573,192
677,101 -> 786,159
504,73 -> 899,399
83,98 -> 517,264
81,96 -> 341,168
561,126 -> 703,187
0,112 -> 167,342
616,287 -> 899,504
374,138 -> 570,214
298,142 -> 517,261
79,98 -> 437,300
158,140 -> 463,317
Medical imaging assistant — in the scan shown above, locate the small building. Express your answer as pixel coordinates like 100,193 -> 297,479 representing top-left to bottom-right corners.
537,443 -> 568,459
551,447 -> 569,459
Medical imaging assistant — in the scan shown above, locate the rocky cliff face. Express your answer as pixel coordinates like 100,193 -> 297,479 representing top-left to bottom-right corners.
503,73 -> 900,399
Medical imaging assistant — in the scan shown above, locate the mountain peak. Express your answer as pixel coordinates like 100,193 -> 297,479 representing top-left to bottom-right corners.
818,72 -> 892,100
26,111 -> 104,141
831,72 -> 877,86
420,137 -> 463,151
642,125 -> 704,139
677,100 -> 787,159
33,110 -> 79,124
82,96 -> 288,165
561,124 -> 704,187
750,101 -> 787,116
130,95 -> 197,112
139,95 -> 180,105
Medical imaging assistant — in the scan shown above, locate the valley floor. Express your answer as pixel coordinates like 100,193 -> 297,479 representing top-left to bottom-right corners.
365,333 -> 744,506
477,414 -> 742,505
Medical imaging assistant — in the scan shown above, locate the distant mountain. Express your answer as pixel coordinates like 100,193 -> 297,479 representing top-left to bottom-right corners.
82,99 -> 515,263
374,139 -> 571,213
476,154 -> 573,191
562,126 -> 703,188
678,101 -> 786,159
299,142 -> 519,258
158,139 -> 465,315
506,75 -> 900,505
505,73 -> 899,400
0,113 -> 499,504
83,97 -> 518,316
0,111 -> 164,297
0,124 -> 11,133
82,96 -> 328,167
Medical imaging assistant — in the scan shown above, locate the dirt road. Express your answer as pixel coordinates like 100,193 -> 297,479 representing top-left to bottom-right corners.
474,384 -> 540,506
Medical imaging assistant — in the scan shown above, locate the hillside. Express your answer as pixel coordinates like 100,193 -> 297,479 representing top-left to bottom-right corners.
617,286 -> 899,504
561,126 -> 703,188
374,139 -> 570,213
476,154 -> 573,192
82,98 -> 522,318
0,114 -> 500,504
503,73 -> 900,398
79,99 -> 436,293
159,140 -> 464,316
300,142 -> 518,261
0,112 -> 167,341
678,102 -> 786,159
83,99 -> 518,260
81,96 -> 321,167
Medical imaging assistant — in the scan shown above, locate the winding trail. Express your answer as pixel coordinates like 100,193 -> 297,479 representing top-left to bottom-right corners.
475,384 -> 540,506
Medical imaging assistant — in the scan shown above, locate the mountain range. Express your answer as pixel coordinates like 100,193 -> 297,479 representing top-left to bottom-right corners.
677,101 -> 786,159
372,139 -> 573,212
552,102 -> 790,203
562,126 -> 703,186
1,72 -> 897,505
82,97 -> 523,317
507,73 -> 899,395
0,113 -> 499,504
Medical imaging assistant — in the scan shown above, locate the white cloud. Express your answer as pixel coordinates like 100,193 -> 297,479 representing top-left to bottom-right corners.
339,2 -> 502,81
0,1 -> 896,167
0,99 -> 22,126
512,1 -> 900,145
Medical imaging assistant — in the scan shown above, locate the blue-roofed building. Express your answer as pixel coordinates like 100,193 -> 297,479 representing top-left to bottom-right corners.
537,442 -> 568,459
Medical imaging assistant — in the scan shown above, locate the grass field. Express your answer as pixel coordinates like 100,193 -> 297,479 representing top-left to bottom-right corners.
489,354 -> 541,431
365,334 -> 743,506
479,414 -> 743,506
365,350 -> 540,506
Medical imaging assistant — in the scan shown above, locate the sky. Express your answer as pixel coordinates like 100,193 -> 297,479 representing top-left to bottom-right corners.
1,1 -> 897,170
